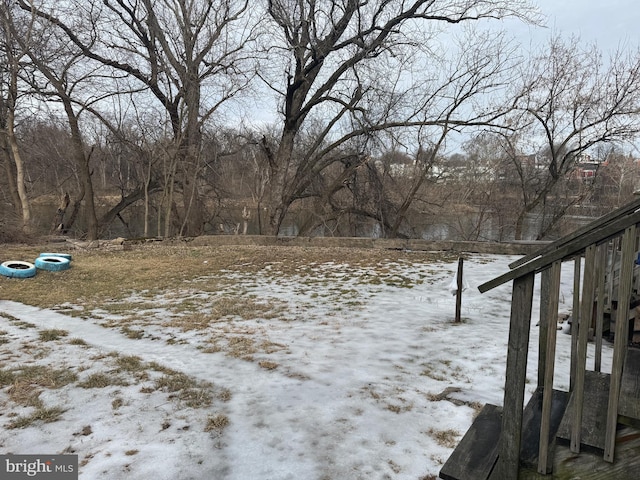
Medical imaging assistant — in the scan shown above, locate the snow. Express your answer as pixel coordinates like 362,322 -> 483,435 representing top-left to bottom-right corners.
0,254 -> 613,479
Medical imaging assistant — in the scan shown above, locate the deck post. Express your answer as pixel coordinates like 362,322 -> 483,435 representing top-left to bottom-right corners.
495,272 -> 535,480
538,261 -> 562,474
571,244 -> 597,453
604,225 -> 637,462
570,256 -> 581,390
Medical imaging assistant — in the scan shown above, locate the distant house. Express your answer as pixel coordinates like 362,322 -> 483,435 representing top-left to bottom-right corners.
374,151 -> 415,177
575,161 -> 600,183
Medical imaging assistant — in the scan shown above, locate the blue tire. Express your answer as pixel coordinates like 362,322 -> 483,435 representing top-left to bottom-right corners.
0,261 -> 37,278
39,252 -> 72,261
35,256 -> 71,272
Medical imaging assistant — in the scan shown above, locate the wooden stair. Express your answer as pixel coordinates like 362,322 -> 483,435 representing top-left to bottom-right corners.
556,371 -> 610,451
439,389 -> 569,480
619,347 -> 640,422
439,403 -> 502,480
441,348 -> 640,480
519,388 -> 570,472
556,347 -> 640,453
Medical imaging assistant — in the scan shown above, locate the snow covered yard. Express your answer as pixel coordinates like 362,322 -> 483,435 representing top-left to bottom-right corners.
0,249 -> 612,479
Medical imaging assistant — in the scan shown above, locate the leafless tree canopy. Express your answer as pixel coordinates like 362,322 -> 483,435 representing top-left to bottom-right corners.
1,1 -> 639,241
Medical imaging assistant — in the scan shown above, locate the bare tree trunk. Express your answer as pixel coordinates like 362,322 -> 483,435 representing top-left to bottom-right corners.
50,192 -> 70,234
6,105 -> 31,232
164,161 -> 177,238
0,135 -> 21,214
97,181 -> 160,236
144,159 -> 151,237
179,153 -> 204,237
514,211 -> 526,241
242,206 -> 250,235
65,182 -> 85,234
0,6 -> 31,232
267,129 -> 297,235
70,124 -> 98,240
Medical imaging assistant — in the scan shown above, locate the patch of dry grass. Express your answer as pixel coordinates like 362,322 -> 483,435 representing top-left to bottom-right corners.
164,311 -> 212,330
120,326 -> 144,339
7,406 -> 66,429
204,414 -> 229,433
164,297 -> 287,331
154,370 -> 213,408
114,355 -> 144,373
0,364 -> 74,428
428,428 -> 460,448
258,360 -> 279,370
1,365 -> 78,390
0,244 -> 453,310
8,380 -> 44,407
226,336 -> 257,359
39,329 -> 69,342
78,372 -> 128,388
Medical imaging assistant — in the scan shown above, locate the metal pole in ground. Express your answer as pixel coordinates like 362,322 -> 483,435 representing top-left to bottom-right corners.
455,257 -> 463,323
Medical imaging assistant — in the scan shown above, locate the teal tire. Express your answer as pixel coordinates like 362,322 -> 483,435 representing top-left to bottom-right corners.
0,261 -> 37,278
39,252 -> 72,261
35,256 -> 71,272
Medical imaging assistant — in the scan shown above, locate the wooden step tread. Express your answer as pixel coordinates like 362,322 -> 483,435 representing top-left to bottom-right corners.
440,404 -> 501,480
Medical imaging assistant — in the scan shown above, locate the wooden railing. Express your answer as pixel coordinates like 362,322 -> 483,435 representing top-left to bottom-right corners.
478,197 -> 640,478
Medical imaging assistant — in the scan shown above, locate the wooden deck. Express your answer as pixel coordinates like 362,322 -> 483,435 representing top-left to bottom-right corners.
440,402 -> 640,480
556,371 -> 609,451
439,347 -> 640,480
441,199 -> 640,480
619,347 -> 640,421
439,404 -> 501,480
519,425 -> 640,479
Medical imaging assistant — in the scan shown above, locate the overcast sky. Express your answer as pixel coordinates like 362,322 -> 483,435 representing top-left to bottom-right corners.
524,0 -> 639,53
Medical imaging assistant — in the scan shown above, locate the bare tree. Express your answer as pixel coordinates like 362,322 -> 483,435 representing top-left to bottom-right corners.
596,148 -> 640,208
501,36 -> 640,239
7,5 -> 105,239
0,0 -> 32,232
18,0 -> 258,237
259,0 -> 537,236
451,132 -> 516,241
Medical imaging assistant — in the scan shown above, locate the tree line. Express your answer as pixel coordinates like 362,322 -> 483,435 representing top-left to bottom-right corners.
1,1 -> 639,241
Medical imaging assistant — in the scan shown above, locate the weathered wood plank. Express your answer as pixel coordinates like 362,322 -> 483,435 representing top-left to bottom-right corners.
455,257 -> 463,323
520,425 -> 640,479
537,261 -> 562,473
439,404 -> 502,480
571,256 -> 582,390
604,225 -> 636,462
478,209 -> 640,293
538,267 -> 551,389
557,371 -> 610,451
518,387 -> 570,472
619,347 -> 640,421
508,196 -> 640,270
493,272 -> 535,480
572,245 -> 597,453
